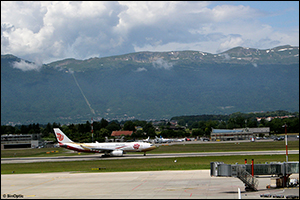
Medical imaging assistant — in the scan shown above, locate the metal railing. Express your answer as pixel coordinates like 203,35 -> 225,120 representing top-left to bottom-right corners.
235,165 -> 258,191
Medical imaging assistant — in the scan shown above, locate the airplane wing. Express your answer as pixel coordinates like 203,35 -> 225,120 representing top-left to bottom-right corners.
80,145 -> 116,152
80,144 -> 128,152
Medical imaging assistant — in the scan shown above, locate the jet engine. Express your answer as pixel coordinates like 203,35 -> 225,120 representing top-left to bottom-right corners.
110,150 -> 123,156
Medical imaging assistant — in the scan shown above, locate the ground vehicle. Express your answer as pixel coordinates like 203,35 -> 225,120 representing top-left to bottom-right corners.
274,136 -> 284,141
288,178 -> 299,187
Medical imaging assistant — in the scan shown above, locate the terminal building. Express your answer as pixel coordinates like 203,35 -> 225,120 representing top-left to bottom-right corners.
210,127 -> 270,141
1,134 -> 44,149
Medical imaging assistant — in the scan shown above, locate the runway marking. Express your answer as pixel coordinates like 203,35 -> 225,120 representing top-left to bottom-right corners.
184,189 -> 193,197
4,176 -> 70,194
132,180 -> 147,190
4,178 -> 55,194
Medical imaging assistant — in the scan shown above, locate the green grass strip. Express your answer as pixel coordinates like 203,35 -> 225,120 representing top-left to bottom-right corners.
2,154 -> 298,174
152,141 -> 299,153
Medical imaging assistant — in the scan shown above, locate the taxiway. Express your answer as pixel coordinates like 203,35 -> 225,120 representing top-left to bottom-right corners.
1,150 -> 299,164
1,170 -> 298,199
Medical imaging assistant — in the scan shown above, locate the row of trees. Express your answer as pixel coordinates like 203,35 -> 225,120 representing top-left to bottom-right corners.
1,119 -> 156,143
1,113 -> 299,143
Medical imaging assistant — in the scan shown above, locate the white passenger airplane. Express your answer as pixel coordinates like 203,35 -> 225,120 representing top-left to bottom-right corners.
53,128 -> 156,156
155,136 -> 173,143
142,136 -> 156,143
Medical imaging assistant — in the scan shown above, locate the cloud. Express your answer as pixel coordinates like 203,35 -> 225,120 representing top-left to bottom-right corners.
152,58 -> 173,70
12,60 -> 42,71
1,1 -> 299,64
1,1 -> 126,63
221,53 -> 231,60
219,37 -> 244,53
135,67 -> 147,72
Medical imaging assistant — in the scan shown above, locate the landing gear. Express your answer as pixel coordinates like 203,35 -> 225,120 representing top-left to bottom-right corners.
101,152 -> 110,157
144,152 -> 146,156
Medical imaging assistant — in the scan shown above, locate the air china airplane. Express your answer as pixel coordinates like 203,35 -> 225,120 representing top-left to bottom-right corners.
53,128 -> 156,156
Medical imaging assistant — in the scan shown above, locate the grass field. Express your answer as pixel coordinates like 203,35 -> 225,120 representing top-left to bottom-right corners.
1,141 -> 299,174
1,154 -> 299,174
152,140 -> 299,153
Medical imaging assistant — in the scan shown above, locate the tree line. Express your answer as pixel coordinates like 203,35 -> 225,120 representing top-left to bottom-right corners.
1,111 -> 299,143
1,119 -> 157,143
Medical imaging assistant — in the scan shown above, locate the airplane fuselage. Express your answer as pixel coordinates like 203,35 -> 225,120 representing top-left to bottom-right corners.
59,142 -> 156,153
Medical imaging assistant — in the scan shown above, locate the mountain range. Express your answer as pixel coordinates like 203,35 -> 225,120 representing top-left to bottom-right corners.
1,45 -> 299,125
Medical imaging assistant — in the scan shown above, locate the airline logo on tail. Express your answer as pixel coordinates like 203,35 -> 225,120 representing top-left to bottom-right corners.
57,133 -> 64,141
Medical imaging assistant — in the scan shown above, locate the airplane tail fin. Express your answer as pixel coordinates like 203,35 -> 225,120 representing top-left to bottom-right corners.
53,128 -> 73,143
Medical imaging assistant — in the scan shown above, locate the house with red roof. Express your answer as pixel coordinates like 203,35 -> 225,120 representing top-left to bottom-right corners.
111,131 -> 133,137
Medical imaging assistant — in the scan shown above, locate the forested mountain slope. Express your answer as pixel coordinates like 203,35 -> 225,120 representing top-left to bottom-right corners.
1,45 -> 299,125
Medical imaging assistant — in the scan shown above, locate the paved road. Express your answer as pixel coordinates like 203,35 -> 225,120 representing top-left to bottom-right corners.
1,170 -> 298,199
1,150 -> 299,164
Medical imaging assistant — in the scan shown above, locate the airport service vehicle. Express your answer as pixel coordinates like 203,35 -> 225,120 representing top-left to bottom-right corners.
53,128 -> 156,156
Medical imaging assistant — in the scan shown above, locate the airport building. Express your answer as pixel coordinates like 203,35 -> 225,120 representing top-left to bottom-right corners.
1,134 -> 43,149
210,127 -> 270,141
236,127 -> 270,137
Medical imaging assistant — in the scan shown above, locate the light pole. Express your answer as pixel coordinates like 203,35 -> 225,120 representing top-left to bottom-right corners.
91,117 -> 94,143
282,123 -> 288,162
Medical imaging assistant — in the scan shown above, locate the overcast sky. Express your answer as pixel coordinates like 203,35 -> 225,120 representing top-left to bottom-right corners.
1,1 -> 299,65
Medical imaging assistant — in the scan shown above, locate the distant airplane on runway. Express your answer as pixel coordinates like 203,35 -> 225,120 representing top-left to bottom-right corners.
53,128 -> 156,156
174,138 -> 185,142
155,136 -> 173,143
143,136 -> 156,143
143,136 -> 150,142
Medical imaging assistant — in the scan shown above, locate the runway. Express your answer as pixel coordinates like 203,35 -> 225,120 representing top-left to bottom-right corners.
1,170 -> 298,199
1,150 -> 299,164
